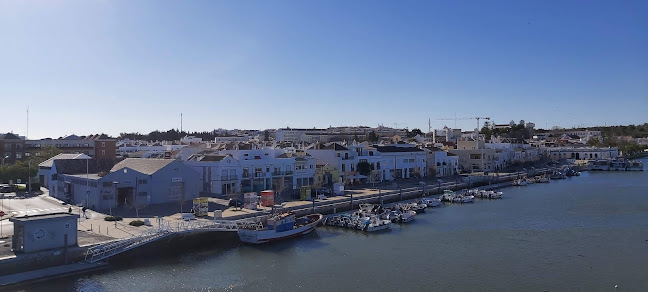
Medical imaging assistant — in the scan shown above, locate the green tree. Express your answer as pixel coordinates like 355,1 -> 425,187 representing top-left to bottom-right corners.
409,128 -> 423,137
586,137 -> 600,147
357,161 -> 372,176
480,125 -> 493,141
367,131 -> 379,143
40,145 -> 62,162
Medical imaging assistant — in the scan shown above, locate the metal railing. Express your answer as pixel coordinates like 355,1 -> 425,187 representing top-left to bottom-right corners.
84,219 -> 252,263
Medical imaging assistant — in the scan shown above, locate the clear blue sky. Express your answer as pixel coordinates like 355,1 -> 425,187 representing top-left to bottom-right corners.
1,0 -> 646,139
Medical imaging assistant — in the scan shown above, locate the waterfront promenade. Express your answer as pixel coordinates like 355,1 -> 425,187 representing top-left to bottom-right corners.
0,167 -> 555,287
69,167 -> 550,242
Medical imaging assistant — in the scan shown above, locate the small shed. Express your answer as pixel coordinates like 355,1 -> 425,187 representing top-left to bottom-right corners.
9,213 -> 79,253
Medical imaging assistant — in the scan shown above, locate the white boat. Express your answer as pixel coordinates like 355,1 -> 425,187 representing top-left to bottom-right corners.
363,216 -> 392,232
536,176 -> 550,183
489,191 -> 502,199
515,178 -> 528,186
410,202 -> 427,213
399,210 -> 416,222
441,190 -> 455,202
461,195 -> 473,203
421,197 -> 441,207
238,212 -> 323,244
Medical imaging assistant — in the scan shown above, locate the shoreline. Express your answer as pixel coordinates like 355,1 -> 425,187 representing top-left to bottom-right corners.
0,165 -> 582,287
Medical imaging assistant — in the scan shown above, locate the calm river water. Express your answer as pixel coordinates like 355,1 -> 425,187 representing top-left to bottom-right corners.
16,159 -> 648,292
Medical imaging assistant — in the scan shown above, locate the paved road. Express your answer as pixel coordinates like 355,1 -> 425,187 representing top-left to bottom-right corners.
0,192 -> 74,237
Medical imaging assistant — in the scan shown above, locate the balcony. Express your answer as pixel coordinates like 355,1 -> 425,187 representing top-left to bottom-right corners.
220,175 -> 238,181
272,171 -> 293,176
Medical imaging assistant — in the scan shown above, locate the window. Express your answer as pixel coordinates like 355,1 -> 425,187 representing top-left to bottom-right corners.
342,164 -> 346,172
138,179 -> 147,184
16,152 -> 22,159
101,150 -> 106,155
409,159 -> 414,163
138,191 -> 148,197
377,162 -> 381,169
25,152 -> 30,157
103,182 -> 113,187
102,142 -> 106,147
403,159 -> 408,163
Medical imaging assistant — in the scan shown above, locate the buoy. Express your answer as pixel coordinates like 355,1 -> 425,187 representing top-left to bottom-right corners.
615,285 -> 618,289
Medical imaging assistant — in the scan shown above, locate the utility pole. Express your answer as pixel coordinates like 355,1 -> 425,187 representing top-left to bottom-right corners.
26,106 -> 29,140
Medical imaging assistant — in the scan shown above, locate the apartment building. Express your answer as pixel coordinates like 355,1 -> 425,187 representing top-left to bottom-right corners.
0,133 -> 26,164
185,146 -> 316,197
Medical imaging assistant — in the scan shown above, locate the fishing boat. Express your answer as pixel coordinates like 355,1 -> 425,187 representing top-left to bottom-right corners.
238,212 -> 323,244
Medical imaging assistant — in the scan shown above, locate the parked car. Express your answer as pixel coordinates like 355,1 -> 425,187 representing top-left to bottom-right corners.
228,198 -> 243,208
0,185 -> 15,193
316,187 -> 332,195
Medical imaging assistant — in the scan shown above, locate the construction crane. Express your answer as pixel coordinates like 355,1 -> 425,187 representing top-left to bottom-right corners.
436,117 -> 491,130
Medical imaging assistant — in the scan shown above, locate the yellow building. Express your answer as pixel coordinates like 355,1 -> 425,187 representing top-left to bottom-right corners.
314,164 -> 340,187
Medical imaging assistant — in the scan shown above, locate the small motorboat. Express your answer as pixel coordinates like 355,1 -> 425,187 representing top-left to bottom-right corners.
441,190 -> 456,202
514,178 -> 528,186
489,191 -> 502,199
420,197 -> 441,207
461,195 -> 473,203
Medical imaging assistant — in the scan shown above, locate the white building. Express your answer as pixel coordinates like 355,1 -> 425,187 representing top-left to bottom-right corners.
374,144 -> 426,180
213,136 -> 250,143
185,146 -> 316,197
424,147 -> 459,177
276,128 -> 327,143
546,147 -> 618,161
180,136 -> 203,144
